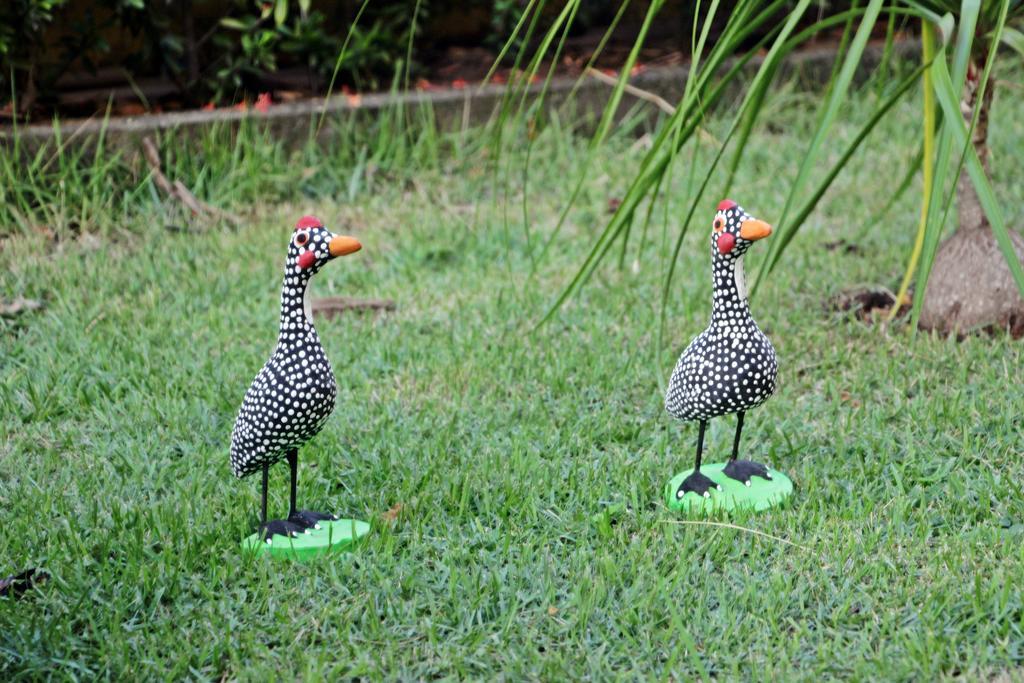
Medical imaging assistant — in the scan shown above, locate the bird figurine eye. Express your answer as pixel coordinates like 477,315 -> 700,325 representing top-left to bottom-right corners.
713,217 -> 724,233
295,231 -> 309,246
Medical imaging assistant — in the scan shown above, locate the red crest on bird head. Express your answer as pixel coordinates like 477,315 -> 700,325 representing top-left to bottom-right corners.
295,215 -> 323,231
717,199 -> 737,212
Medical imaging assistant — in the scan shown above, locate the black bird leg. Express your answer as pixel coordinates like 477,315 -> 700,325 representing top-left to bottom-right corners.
288,448 -> 298,517
722,411 -> 772,486
259,459 -> 309,543
285,449 -> 340,530
675,420 -> 722,500
730,411 -> 744,461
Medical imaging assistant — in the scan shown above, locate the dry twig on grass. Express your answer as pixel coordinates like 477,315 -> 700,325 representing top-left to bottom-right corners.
311,296 -> 396,320
141,137 -> 241,226
0,298 -> 44,317
584,67 -> 719,146
661,519 -> 812,551
585,67 -> 676,115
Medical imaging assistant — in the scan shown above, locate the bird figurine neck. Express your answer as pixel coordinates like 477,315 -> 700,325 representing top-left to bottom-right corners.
710,251 -> 749,324
277,262 -> 319,348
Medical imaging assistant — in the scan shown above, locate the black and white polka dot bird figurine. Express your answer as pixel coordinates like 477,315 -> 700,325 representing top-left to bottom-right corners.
665,199 -> 781,505
230,215 -> 362,543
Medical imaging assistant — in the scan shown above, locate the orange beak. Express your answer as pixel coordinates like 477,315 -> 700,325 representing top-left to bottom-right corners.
328,235 -> 362,257
739,219 -> 772,241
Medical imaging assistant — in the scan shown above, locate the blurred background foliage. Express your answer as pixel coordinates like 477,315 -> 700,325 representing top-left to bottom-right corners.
1,1 -> 877,120
1,0 -> 618,117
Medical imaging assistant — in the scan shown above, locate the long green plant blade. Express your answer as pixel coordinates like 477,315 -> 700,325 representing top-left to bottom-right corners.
905,5 -> 967,329
482,0 -> 543,85
763,63 -> 928,268
680,0 -> 724,107
563,0 -> 634,103
852,142 -> 923,243
910,0 -> 1002,330
483,0 -> 550,285
910,23 -> 959,330
542,0 -> 788,267
591,0 -> 665,148
518,0 -> 581,265
316,0 -> 372,136
1001,26 -> 1024,56
619,0 -> 721,268
533,0 -> 665,267
724,5 -> 914,198
890,18 -> 938,319
912,4 -> 1024,327
950,1 -> 980,86
538,0 -> 797,324
754,0 -> 885,290
902,1 -> 957,38
900,0 -> 981,326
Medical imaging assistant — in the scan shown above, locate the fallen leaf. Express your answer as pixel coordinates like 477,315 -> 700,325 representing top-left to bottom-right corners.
117,102 -> 146,116
0,298 -> 44,317
254,92 -> 272,113
31,224 -> 55,240
383,503 -> 403,523
839,390 -> 862,408
547,606 -> 559,616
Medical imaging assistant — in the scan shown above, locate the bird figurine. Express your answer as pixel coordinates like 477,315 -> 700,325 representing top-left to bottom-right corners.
230,215 -> 362,543
665,199 -> 779,504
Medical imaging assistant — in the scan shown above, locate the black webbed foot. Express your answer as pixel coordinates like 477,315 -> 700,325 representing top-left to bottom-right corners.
260,519 -> 311,544
723,459 -> 772,487
675,471 -> 722,500
288,509 -> 339,530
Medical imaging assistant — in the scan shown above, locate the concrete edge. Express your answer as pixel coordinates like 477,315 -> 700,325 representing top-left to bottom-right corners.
0,41 -> 919,148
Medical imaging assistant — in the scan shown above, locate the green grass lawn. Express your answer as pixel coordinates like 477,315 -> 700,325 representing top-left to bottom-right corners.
2,72 -> 1024,679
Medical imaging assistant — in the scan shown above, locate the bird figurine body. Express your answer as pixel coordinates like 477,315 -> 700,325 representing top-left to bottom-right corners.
230,215 -> 362,543
665,199 -> 778,502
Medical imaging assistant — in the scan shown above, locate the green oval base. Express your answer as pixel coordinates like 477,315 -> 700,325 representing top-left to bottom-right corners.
241,518 -> 370,562
665,462 -> 793,514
